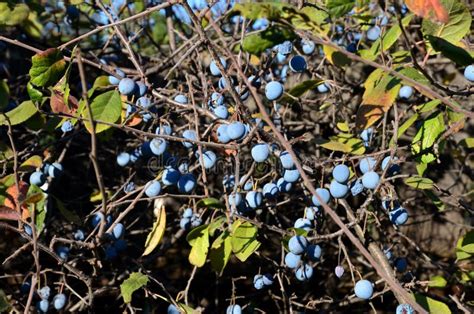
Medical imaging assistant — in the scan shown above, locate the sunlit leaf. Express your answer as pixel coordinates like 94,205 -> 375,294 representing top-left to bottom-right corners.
120,272 -> 149,303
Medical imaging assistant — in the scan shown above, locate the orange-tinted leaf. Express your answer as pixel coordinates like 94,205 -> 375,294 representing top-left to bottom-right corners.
405,0 -> 448,23
356,70 -> 401,129
4,181 -> 30,219
50,90 -> 78,114
0,206 -> 21,221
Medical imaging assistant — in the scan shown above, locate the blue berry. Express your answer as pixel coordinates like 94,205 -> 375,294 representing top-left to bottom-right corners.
136,96 -> 152,109
116,152 -> 130,167
178,162 -> 189,174
253,274 -> 265,290
277,177 -> 292,192
150,139 -> 168,156
56,246 -> 70,260
38,286 -> 51,300
265,81 -> 284,100
177,174 -> 196,193
183,208 -> 193,218
124,182 -> 135,193
350,179 -> 364,196
113,223 -> 125,239
301,39 -> 315,55
330,180 -> 349,198
332,164 -> 350,183
395,257 -> 408,272
222,175 -> 235,189
240,177 -> 253,191
396,304 -> 415,314
335,265 -> 344,278
285,252 -> 301,269
115,239 -> 127,251
464,65 -> 474,82
312,188 -> 330,206
307,244 -> 322,261
74,229 -> 85,241
162,167 -> 180,185
174,94 -> 188,104
168,304 -> 180,314
136,81 -> 147,97
20,281 -> 31,294
295,263 -> 313,281
30,171 -> 46,186
283,168 -> 300,183
210,57 -> 227,76
359,157 -> 376,174
294,218 -> 312,231
263,182 -> 279,198
226,305 -> 242,314
246,191 -> 262,208
37,299 -> 49,313
91,212 -> 104,228
248,75 -> 262,88
305,206 -> 320,221
360,128 -> 374,142
277,41 -> 293,55
226,122 -> 246,140
217,124 -> 231,143
228,193 -> 243,207
118,78 -> 136,95
390,207 -> 408,225
145,180 -> 161,197
367,26 -> 381,41
210,92 -> 224,106
108,69 -> 125,85
288,235 -> 308,255
180,217 -> 191,230
399,85 -> 413,99
53,293 -> 67,310
48,162 -> 63,178
262,273 -> 273,286
251,143 -> 270,162
155,125 -> 172,135
182,129 -> 197,148
317,83 -> 329,93
289,55 -> 307,72
214,105 -> 229,119
279,151 -> 294,169
61,120 -> 74,133
362,171 -> 380,189
354,279 -> 373,299
190,214 -> 202,227
196,150 -> 217,169
105,245 -> 118,260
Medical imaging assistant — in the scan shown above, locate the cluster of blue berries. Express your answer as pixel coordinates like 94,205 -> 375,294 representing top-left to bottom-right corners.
179,207 -> 202,230
253,273 -> 273,290
29,162 -> 64,188
36,286 -> 67,313
284,235 -> 322,281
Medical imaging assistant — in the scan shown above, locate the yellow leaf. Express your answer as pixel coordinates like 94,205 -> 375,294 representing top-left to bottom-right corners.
18,155 -> 43,172
323,45 -> 350,67
143,205 -> 166,256
336,122 -> 349,132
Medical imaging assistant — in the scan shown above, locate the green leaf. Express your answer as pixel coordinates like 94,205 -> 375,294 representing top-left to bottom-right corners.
425,190 -> 445,211
390,113 -> 418,146
429,275 -> 447,288
0,79 -> 9,111
0,3 -> 29,26
459,137 -> 474,149
55,198 -> 81,224
0,289 -> 11,313
422,0 -> 471,47
235,238 -> 260,262
196,198 -> 225,209
411,111 -> 445,163
18,155 -> 43,172
360,14 -> 413,61
232,2 -> 288,20
187,225 -> 209,267
231,221 -> 258,257
120,272 -> 149,303
417,100 -> 441,113
427,35 -> 474,66
26,184 -> 46,232
0,101 -> 38,126
29,48 -> 66,88
323,45 -> 351,66
404,176 -> 434,190
412,293 -> 452,314
457,231 -> 474,254
143,206 -> 166,256
281,79 -> 321,103
209,231 -> 232,274
27,82 -> 43,102
399,68 -> 430,87
316,139 -> 350,153
82,90 -> 122,134
326,0 -> 355,18
87,76 -> 110,98
242,26 -> 295,55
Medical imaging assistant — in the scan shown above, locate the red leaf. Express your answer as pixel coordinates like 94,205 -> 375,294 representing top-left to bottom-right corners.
405,0 -> 449,23
0,206 -> 21,221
